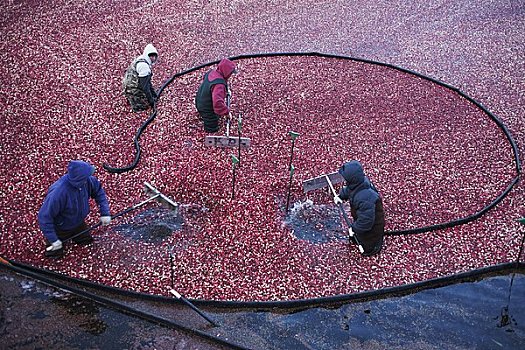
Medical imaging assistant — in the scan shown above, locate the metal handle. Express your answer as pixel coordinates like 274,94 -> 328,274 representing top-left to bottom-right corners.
325,175 -> 365,254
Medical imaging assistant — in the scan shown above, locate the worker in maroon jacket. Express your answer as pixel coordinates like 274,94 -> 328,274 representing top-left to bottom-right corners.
195,58 -> 237,132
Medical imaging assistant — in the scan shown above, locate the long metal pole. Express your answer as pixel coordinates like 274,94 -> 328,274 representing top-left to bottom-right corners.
285,131 -> 300,213
231,155 -> 239,200
285,164 -> 295,213
237,113 -> 242,165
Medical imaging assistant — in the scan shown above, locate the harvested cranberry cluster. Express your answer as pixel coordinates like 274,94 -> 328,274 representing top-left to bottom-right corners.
1,0 -> 520,301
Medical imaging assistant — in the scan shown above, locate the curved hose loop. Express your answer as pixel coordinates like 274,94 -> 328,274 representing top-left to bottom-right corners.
103,51 -> 521,236
387,177 -> 520,236
101,62 -> 217,174
103,106 -> 158,173
221,51 -> 522,237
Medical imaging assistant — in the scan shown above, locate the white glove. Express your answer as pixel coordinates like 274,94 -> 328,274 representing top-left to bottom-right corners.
46,239 -> 63,251
100,216 -> 111,226
334,196 -> 343,205
348,227 -> 355,237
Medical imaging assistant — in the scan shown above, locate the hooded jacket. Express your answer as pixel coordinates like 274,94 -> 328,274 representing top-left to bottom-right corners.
338,160 -> 385,248
38,161 -> 110,243
135,44 -> 158,106
136,44 -> 158,77
195,58 -> 236,117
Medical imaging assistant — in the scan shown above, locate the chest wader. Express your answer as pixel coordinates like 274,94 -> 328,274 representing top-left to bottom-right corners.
123,58 -> 149,112
351,191 -> 385,256
195,72 -> 227,132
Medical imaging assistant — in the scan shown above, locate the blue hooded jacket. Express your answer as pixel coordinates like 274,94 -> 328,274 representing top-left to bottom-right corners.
338,160 -> 382,235
38,160 -> 110,243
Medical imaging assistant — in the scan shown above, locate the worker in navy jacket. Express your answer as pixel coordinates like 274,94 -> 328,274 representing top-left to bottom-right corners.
38,160 -> 111,258
335,160 -> 385,256
195,58 -> 237,132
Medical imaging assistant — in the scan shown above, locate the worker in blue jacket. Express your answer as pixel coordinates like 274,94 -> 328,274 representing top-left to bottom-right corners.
38,160 -> 111,258
334,160 -> 385,256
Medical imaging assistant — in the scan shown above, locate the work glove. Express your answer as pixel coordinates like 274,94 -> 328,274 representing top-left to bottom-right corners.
100,216 -> 111,226
348,227 -> 355,237
334,195 -> 343,205
46,239 -> 63,252
45,239 -> 64,258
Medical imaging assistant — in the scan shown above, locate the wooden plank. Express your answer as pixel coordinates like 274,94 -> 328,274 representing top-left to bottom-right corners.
302,171 -> 344,193
204,136 -> 251,148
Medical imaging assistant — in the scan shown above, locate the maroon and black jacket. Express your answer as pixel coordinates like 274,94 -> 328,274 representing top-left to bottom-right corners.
195,58 -> 236,117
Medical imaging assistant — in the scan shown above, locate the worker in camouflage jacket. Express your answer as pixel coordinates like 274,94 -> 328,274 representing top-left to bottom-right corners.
38,160 -> 111,258
123,44 -> 159,112
195,58 -> 237,132
335,160 -> 385,256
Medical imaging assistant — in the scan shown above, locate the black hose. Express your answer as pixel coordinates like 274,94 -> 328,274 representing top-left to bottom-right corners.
102,52 -> 521,237
0,261 -> 250,350
223,52 -> 521,237
8,259 -> 524,309
102,106 -> 158,173
101,62 -> 212,174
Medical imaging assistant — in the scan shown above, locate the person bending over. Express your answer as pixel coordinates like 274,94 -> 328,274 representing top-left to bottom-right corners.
335,160 -> 385,256
195,58 -> 237,132
38,160 -> 111,258
123,44 -> 159,112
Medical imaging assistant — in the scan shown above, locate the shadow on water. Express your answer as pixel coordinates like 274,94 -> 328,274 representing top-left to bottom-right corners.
51,295 -> 108,335
21,281 -> 110,336
498,306 -> 518,330
113,207 -> 183,243
285,200 -> 348,243
497,271 -> 520,330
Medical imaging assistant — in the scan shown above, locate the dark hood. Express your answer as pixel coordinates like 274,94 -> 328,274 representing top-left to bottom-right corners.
338,160 -> 365,189
66,160 -> 95,188
217,58 -> 236,79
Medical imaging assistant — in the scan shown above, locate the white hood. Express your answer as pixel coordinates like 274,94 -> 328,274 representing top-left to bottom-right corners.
136,44 -> 158,77
142,43 -> 158,65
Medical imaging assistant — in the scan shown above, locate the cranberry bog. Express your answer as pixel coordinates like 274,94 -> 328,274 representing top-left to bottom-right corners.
1,0 -> 523,303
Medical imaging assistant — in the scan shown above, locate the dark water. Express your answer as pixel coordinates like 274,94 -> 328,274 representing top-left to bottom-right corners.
3,201 -> 523,349
0,271 -> 222,349
216,273 -> 525,349
113,207 -> 183,243
286,200 -> 348,243
2,267 -> 523,349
